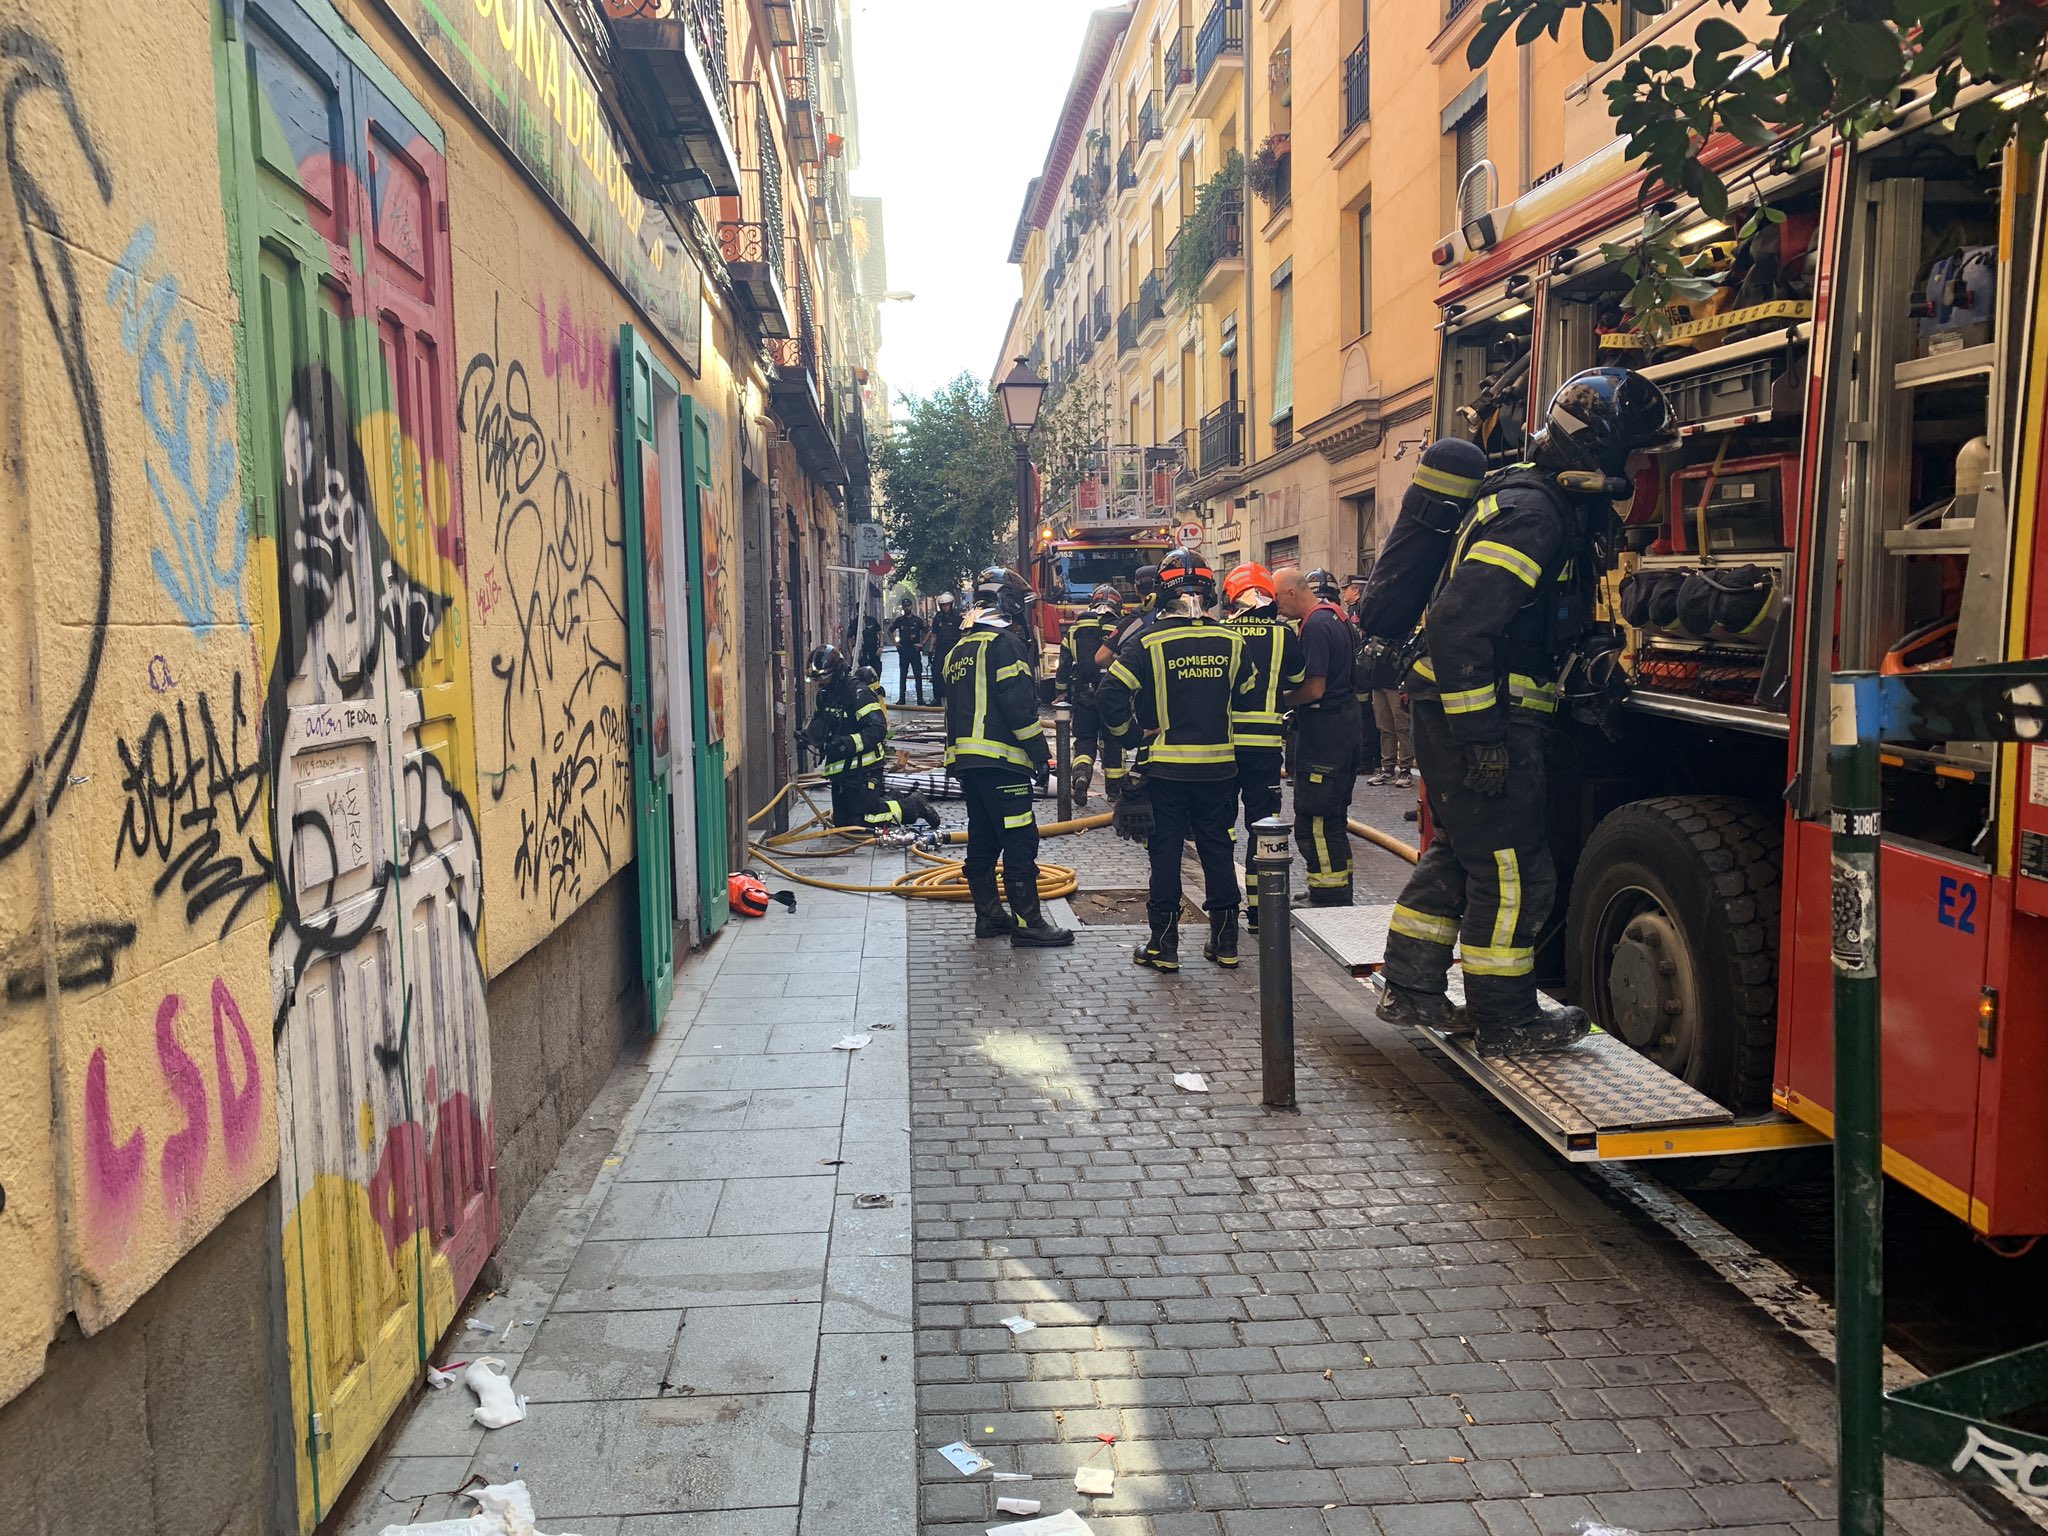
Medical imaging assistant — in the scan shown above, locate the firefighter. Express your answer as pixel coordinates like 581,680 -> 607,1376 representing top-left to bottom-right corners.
1095,563 -> 1162,668
1381,367 -> 1674,1057
1055,585 -> 1125,805
805,648 -> 937,833
929,591 -> 962,704
1275,566 -> 1362,906
1219,563 -> 1304,934
889,598 -> 929,705
1099,551 -> 1256,972
944,567 -> 1072,947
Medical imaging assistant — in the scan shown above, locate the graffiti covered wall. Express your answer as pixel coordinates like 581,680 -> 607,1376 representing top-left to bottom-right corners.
0,4 -> 278,1401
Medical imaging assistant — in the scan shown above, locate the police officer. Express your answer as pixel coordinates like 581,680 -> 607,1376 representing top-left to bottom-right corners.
1274,567 -> 1362,905
1055,585 -> 1125,805
944,567 -> 1072,947
889,598 -> 930,705
1219,563 -> 1304,935
929,591 -> 963,704
1380,367 -> 1673,1057
1099,551 -> 1257,972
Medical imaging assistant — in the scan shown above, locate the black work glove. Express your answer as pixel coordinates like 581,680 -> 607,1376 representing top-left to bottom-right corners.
827,735 -> 856,761
1112,773 -> 1153,844
1463,742 -> 1510,797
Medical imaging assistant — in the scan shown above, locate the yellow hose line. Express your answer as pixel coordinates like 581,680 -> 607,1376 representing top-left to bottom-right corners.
937,810 -> 1112,845
747,841 -> 1078,901
1349,818 -> 1421,865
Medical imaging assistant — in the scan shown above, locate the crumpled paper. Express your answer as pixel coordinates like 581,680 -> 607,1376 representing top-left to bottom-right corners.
465,1357 -> 528,1429
376,1479 -> 580,1535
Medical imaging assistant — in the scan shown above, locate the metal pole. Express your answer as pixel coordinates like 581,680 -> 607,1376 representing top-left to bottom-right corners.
1054,700 -> 1073,824
1014,436 -> 1033,578
1252,815 -> 1295,1108
1830,672 -> 1884,1536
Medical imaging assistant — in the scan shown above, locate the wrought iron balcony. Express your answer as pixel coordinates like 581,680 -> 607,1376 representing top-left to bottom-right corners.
1199,402 -> 1243,473
1136,92 -> 1162,153
1344,37 -> 1370,135
1196,0 -> 1244,88
1168,429 -> 1192,478
1092,288 -> 1112,341
1117,144 -> 1138,193
604,0 -> 740,200
1164,28 -> 1190,103
1117,305 -> 1137,355
716,217 -> 793,338
783,38 -> 824,164
1138,270 -> 1165,332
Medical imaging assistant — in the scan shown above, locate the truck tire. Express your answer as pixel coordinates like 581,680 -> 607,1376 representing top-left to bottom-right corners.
1566,795 -> 1783,1117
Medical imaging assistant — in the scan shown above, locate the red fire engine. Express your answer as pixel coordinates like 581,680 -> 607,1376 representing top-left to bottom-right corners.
1301,92 -> 2048,1232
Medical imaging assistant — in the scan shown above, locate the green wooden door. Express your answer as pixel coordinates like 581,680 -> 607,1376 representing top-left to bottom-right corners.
619,327 -> 677,1021
680,399 -> 730,935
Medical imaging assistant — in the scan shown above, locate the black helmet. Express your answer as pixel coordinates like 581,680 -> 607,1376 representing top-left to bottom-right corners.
1132,564 -> 1161,595
1534,367 -> 1675,478
855,664 -> 881,688
1156,550 -> 1217,604
974,565 -> 1033,620
1091,584 -> 1124,614
1304,567 -> 1343,602
807,644 -> 847,680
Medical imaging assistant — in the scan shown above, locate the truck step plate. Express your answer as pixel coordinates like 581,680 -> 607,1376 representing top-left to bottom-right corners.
1291,904 -> 1396,973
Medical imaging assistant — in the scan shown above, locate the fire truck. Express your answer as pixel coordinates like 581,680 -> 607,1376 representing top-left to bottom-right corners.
1301,91 -> 2048,1231
1028,443 -> 1178,655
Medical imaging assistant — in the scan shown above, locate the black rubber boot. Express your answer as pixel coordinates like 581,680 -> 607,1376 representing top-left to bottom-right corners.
1067,756 -> 1094,807
967,873 -> 1012,939
1132,905 -> 1180,972
1009,891 -> 1074,948
1376,982 -> 1471,1034
1476,1006 -> 1592,1058
898,790 -> 942,830
1203,907 -> 1240,968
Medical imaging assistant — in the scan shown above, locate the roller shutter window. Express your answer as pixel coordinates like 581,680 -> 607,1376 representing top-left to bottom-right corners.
1454,101 -> 1489,228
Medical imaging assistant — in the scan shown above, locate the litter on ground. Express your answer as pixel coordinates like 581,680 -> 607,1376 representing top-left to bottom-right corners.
465,1358 -> 528,1429
1074,1465 -> 1114,1496
936,1441 -> 992,1476
996,1497 -> 1041,1515
1171,1072 -> 1208,1094
833,1034 -> 873,1051
999,1316 -> 1036,1334
987,1511 -> 1093,1536
374,1479 -> 574,1535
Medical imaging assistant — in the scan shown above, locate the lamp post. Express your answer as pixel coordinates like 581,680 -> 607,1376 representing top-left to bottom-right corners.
996,355 -> 1049,580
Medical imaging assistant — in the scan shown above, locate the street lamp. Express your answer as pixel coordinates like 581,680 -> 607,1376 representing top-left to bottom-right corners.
997,355 -> 1049,578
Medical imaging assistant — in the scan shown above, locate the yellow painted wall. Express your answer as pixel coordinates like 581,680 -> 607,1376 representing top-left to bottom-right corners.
0,0 -> 279,1399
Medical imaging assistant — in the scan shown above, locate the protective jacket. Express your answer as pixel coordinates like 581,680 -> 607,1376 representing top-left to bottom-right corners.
1220,610 -> 1305,751
1406,468 -> 1581,743
1056,612 -> 1116,699
1098,613 -> 1254,782
812,674 -> 887,777
943,622 -> 1049,772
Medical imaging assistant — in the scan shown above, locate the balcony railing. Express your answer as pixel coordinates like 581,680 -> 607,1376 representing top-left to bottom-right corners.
1212,189 -> 1244,268
1196,0 -> 1244,87
1273,411 -> 1294,451
1199,402 -> 1243,474
1164,27 -> 1190,102
1117,305 -> 1137,355
1167,429 -> 1191,478
1092,288 -> 1112,341
1266,143 -> 1292,210
1343,37 -> 1370,134
1138,270 -> 1165,332
1136,92 -> 1162,152
602,0 -> 740,199
1117,144 -> 1138,193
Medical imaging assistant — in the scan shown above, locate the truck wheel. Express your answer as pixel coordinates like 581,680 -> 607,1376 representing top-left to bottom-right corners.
1566,796 -> 1782,1117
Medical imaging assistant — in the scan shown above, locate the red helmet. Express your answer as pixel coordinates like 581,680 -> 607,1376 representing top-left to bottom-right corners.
1223,562 -> 1276,607
728,872 -> 771,918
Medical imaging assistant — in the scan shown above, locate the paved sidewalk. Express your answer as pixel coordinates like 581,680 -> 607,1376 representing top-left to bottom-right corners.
341,841 -> 914,1535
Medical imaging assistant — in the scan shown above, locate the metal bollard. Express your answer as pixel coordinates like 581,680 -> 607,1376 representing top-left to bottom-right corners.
1053,700 -> 1073,824
1251,816 -> 1295,1109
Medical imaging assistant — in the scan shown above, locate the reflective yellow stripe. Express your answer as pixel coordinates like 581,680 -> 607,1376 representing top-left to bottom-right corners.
1310,819 -> 1334,877
996,661 -> 1030,680
856,701 -> 883,719
1147,742 -> 1235,764
1441,683 -> 1496,715
1391,904 -> 1460,946
1014,721 -> 1045,740
1462,944 -> 1534,976
950,735 -> 1032,768
1412,461 -> 1483,498
1003,811 -> 1035,829
1475,493 -> 1504,523
1306,869 -> 1350,888
1467,540 -> 1543,587
1411,657 -> 1437,683
1507,674 -> 1559,713
1491,849 -> 1521,953
1107,661 -> 1141,691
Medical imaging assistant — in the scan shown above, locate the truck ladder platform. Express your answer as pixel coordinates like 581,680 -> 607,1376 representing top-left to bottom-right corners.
1292,904 -> 1825,1165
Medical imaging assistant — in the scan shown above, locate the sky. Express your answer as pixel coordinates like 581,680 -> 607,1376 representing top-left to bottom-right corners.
848,0 -> 1112,406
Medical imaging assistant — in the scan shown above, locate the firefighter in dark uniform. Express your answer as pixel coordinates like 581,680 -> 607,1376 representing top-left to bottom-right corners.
1219,563 -> 1304,934
1094,563 -> 1161,668
889,599 -> 930,704
807,645 -> 885,827
1379,367 -> 1674,1056
944,567 -> 1072,947
1099,551 -> 1257,972
1275,566 -> 1362,905
1055,585 -> 1125,805
929,592 -> 963,704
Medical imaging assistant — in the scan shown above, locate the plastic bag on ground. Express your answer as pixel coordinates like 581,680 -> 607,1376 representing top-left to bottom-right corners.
375,1479 -> 584,1535
465,1356 -> 528,1429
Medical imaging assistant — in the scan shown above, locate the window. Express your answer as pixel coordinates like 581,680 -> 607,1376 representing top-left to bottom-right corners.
1620,0 -> 1657,42
1179,148 -> 1197,220
1180,343 -> 1198,437
1153,373 -> 1168,446
1265,535 -> 1301,568
1356,204 -> 1373,336
1453,100 -> 1489,227
1270,277 -> 1295,431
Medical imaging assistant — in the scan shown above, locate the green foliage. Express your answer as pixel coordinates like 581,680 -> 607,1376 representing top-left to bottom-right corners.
1169,150 -> 1245,313
1035,381 -> 1114,518
878,375 -> 1014,594
1465,0 -> 2048,329
1247,135 -> 1290,208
